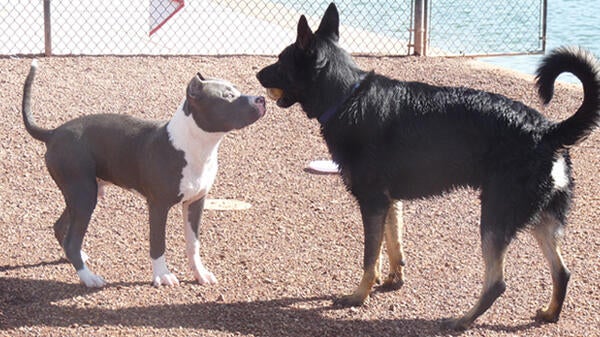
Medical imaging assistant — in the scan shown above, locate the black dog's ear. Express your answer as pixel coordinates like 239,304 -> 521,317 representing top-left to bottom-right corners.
316,3 -> 339,42
296,15 -> 314,50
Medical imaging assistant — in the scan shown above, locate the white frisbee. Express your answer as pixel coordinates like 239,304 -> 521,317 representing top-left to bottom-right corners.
205,199 -> 252,210
307,160 -> 340,174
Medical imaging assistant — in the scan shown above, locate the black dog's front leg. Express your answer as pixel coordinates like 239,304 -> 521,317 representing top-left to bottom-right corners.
335,195 -> 389,306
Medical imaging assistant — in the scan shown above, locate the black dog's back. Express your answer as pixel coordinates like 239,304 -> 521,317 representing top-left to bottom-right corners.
324,72 -> 560,201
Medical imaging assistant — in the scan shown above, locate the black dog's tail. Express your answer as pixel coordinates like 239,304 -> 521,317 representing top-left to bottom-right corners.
537,46 -> 600,150
22,59 -> 53,143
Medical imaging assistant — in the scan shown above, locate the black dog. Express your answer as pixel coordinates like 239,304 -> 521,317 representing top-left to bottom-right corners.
257,3 -> 600,330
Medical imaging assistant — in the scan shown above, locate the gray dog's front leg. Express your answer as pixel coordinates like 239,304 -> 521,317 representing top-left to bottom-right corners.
149,203 -> 179,286
183,197 -> 217,285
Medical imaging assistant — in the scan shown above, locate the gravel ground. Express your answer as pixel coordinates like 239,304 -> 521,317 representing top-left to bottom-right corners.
0,55 -> 598,337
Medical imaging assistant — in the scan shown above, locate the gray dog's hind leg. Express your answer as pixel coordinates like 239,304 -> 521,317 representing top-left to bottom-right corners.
61,178 -> 105,287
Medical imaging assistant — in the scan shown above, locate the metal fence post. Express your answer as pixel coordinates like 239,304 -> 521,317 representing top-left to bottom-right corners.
413,0 -> 425,56
541,0 -> 547,52
44,0 -> 51,56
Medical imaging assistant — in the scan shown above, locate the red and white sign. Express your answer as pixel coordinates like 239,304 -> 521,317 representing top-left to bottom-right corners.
149,0 -> 185,36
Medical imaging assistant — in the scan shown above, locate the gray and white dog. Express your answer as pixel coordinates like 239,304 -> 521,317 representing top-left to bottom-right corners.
21,60 -> 265,287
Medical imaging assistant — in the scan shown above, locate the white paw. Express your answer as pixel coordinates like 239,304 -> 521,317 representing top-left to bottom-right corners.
193,267 -> 218,285
187,253 -> 218,285
152,273 -> 180,287
77,267 -> 106,288
151,255 -> 179,286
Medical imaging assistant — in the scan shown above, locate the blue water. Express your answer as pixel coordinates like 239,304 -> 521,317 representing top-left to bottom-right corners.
480,0 -> 600,83
428,0 -> 545,56
273,0 -> 598,84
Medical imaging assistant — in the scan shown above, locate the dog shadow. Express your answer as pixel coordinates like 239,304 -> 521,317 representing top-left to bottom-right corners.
0,276 -> 543,336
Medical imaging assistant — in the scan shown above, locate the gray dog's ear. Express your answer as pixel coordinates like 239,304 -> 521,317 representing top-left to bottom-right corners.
188,75 -> 204,97
316,2 -> 339,42
296,15 -> 314,50
196,72 -> 206,81
184,77 -> 204,116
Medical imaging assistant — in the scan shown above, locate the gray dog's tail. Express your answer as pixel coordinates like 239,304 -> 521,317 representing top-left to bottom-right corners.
22,60 -> 53,143
537,46 -> 600,150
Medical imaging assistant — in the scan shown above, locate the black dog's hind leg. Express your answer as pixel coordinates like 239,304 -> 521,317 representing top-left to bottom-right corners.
444,197 -> 513,330
444,231 -> 509,330
532,211 -> 570,323
335,195 -> 389,306
380,200 -> 405,290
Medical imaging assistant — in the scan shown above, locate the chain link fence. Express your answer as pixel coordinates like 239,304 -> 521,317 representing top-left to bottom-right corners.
0,0 -> 544,57
426,0 -> 546,56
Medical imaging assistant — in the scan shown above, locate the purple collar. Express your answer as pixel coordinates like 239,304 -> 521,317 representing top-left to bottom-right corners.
318,77 -> 364,125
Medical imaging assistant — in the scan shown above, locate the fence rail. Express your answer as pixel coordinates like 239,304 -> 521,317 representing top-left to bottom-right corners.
0,0 -> 546,57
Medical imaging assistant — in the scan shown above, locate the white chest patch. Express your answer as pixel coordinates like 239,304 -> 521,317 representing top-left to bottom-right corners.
551,156 -> 569,190
167,101 -> 226,202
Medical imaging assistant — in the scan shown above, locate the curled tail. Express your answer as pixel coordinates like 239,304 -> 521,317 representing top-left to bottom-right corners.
22,59 -> 53,142
537,46 -> 600,150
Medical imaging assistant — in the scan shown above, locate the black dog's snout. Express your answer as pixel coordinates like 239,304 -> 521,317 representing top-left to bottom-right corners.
255,96 -> 265,106
256,69 -> 265,82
